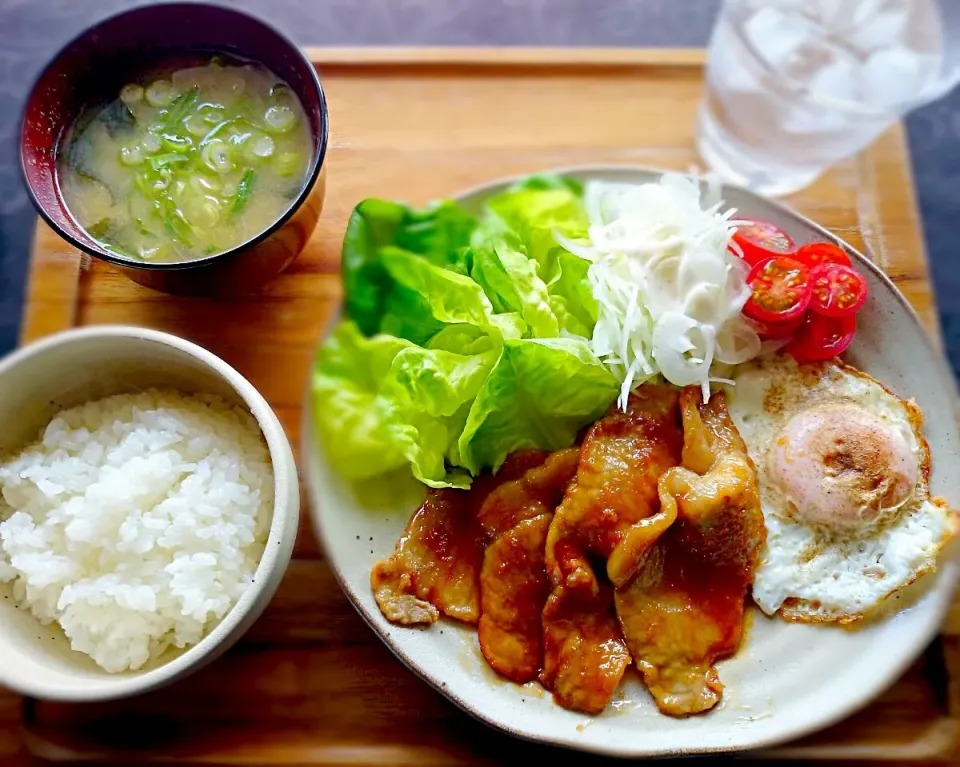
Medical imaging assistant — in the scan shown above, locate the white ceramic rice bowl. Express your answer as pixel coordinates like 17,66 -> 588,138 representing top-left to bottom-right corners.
0,325 -> 298,701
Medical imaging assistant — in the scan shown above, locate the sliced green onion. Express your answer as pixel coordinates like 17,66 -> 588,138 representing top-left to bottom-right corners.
119,144 -> 144,166
190,175 -> 221,195
134,172 -> 152,197
160,85 -> 200,130
184,195 -> 222,228
228,131 -> 251,149
232,169 -> 256,215
263,105 -> 296,133
159,194 -> 193,245
201,139 -> 233,174
184,113 -> 208,137
141,133 -> 162,153
145,80 -> 175,107
247,134 -> 274,160
199,120 -> 232,147
148,153 -> 189,172
120,84 -> 144,105
161,133 -> 192,152
200,104 -> 226,124
274,151 -> 300,177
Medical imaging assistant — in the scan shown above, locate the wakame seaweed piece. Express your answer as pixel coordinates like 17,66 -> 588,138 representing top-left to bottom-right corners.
98,99 -> 137,139
160,85 -> 201,132
100,241 -> 140,260
280,180 -> 305,200
232,169 -> 256,215
86,218 -> 141,259
63,131 -> 102,184
86,218 -> 115,240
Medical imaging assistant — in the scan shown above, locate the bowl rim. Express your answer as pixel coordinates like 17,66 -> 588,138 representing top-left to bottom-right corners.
0,325 -> 299,701
19,0 -> 329,272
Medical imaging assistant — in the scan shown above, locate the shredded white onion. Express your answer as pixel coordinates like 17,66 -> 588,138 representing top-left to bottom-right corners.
559,174 -> 761,408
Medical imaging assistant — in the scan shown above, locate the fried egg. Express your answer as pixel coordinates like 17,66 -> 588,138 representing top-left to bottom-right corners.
723,352 -> 958,624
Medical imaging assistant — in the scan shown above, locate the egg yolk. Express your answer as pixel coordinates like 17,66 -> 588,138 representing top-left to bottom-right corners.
766,402 -> 918,527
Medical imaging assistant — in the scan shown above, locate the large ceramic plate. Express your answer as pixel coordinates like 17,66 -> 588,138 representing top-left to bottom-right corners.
303,166 -> 960,757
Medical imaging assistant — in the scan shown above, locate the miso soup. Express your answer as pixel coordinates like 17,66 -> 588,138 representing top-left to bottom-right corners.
59,58 -> 314,263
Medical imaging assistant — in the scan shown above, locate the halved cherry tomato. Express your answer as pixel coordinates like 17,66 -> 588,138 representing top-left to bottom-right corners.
742,256 -> 811,326
731,221 -> 795,267
747,313 -> 805,340
808,262 -> 868,318
786,312 -> 856,363
795,242 -> 852,269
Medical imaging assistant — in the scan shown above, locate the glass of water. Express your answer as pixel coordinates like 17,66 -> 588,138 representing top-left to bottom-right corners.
698,0 -> 960,196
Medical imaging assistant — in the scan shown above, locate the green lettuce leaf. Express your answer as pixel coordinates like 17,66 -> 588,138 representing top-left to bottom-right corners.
469,224 -> 559,339
315,176 -> 617,489
549,250 -> 599,337
457,337 -> 618,475
484,181 -> 589,282
378,334 -> 499,488
313,321 -> 499,488
469,176 -> 594,339
381,246 -> 497,329
342,199 -> 475,337
311,321 -> 410,479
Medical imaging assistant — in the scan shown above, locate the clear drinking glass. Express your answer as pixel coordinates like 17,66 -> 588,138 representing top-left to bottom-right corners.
698,0 -> 960,196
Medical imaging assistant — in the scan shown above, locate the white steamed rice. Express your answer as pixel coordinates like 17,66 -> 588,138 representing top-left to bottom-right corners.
0,389 -> 273,673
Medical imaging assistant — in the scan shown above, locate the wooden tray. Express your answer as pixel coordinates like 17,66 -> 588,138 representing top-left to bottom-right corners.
5,47 -> 960,765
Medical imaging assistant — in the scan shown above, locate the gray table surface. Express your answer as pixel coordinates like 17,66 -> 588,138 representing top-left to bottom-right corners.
2,0 -> 958,378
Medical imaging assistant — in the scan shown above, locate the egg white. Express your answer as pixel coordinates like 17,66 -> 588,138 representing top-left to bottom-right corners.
723,353 -> 958,624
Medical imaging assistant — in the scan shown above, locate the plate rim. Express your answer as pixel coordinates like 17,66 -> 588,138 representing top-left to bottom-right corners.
302,163 -> 960,757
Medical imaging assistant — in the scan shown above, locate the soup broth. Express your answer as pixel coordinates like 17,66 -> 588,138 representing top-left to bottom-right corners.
59,58 -> 313,263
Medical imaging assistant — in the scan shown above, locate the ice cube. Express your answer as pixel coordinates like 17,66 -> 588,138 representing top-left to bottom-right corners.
744,0 -> 805,12
810,0 -> 861,31
709,22 -> 762,92
847,0 -> 911,54
743,7 -> 822,74
860,46 -> 931,108
807,48 -> 860,102
780,104 -> 849,135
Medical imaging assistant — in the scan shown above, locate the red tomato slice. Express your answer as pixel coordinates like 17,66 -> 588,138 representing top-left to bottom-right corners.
795,242 -> 851,269
731,221 -> 795,267
747,313 -> 805,340
808,263 -> 868,318
786,312 -> 856,363
742,256 -> 811,325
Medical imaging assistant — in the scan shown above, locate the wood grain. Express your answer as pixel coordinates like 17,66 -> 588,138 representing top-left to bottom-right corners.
11,47 -> 958,765
302,45 -> 707,66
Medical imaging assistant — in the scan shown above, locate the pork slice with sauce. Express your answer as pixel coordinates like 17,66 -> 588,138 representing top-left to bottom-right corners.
540,386 -> 684,714
614,387 -> 766,716
371,451 -> 549,626
476,448 -> 580,683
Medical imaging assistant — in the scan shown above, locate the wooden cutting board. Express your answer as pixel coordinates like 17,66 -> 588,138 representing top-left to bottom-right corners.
6,47 -> 960,765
